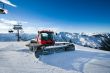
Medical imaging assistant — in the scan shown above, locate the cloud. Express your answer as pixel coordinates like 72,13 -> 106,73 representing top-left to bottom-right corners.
0,23 -> 10,33
0,18 -> 28,25
0,18 -> 60,33
23,26 -> 60,33
0,18 -> 17,25
37,27 -> 60,33
23,27 -> 37,33
0,18 -> 28,33
0,0 -> 16,7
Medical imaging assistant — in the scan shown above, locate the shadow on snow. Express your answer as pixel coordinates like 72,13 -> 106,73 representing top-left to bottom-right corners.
36,49 -> 110,72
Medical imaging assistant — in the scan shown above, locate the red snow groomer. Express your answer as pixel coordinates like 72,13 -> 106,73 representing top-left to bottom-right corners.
37,30 -> 55,46
26,30 -> 75,57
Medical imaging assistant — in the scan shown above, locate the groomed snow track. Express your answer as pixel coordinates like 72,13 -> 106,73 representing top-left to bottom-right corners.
0,42 -> 110,73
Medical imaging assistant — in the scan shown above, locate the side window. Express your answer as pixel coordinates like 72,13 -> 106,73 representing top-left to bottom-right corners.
42,33 -> 48,37
41,33 -> 48,40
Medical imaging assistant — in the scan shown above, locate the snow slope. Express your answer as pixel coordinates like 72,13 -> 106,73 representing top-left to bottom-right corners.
0,42 -> 110,73
40,45 -> 110,73
0,42 -> 78,73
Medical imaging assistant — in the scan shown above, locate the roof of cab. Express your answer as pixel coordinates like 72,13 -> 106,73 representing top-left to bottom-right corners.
38,30 -> 54,33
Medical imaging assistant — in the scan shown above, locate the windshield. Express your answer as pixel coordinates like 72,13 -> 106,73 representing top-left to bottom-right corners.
41,32 -> 53,40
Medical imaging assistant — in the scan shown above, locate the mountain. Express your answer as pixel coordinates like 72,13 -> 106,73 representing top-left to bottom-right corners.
0,33 -> 17,41
0,32 -> 110,51
0,33 -> 36,41
55,32 -> 110,51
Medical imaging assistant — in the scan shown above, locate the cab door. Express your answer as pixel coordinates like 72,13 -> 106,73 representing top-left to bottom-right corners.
37,34 -> 42,45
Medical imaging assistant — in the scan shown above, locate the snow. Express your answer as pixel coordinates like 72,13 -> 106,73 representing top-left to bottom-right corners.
0,42 -> 110,73
40,44 -> 110,73
55,42 -> 70,44
0,42 -> 78,73
55,32 -> 110,50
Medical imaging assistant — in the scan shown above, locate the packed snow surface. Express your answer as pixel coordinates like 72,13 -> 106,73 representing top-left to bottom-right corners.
0,42 -> 110,73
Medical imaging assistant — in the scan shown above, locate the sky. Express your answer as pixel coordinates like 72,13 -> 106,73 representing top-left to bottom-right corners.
0,0 -> 110,33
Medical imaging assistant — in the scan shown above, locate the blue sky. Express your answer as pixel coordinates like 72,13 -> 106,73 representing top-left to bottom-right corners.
0,0 -> 110,33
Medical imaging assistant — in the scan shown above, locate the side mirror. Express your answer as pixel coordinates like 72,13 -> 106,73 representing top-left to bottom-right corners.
0,9 -> 8,14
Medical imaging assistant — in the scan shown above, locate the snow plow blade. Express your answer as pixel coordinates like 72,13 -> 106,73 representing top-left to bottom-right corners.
26,42 -> 75,58
42,43 -> 75,55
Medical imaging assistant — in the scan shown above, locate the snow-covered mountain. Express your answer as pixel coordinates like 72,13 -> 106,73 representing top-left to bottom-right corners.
0,32 -> 110,51
55,32 -> 110,51
0,33 -> 36,41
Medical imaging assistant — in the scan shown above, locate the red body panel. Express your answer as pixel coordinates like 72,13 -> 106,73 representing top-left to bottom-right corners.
40,40 -> 55,45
